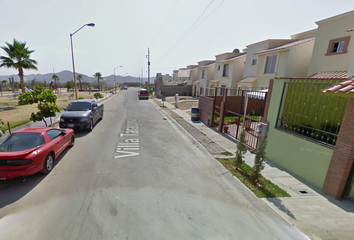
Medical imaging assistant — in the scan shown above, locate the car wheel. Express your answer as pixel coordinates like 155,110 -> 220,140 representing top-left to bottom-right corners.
41,153 -> 54,174
100,111 -> 103,120
89,119 -> 94,131
69,134 -> 75,147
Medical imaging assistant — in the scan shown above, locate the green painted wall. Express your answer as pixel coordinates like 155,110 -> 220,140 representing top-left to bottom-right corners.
267,78 -> 333,189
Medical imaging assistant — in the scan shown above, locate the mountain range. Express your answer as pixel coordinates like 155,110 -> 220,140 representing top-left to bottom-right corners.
0,70 -> 155,84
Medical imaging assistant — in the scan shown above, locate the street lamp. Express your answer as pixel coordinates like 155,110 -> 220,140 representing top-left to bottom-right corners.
114,66 -> 122,93
70,23 -> 95,100
123,73 -> 128,85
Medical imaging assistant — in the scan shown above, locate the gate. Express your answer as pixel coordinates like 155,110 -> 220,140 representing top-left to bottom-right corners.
210,87 -> 267,151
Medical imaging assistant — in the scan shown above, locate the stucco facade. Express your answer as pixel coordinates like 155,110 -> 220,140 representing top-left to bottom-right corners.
210,52 -> 246,89
307,10 -> 354,76
255,37 -> 315,88
196,61 -> 215,96
266,78 -> 334,189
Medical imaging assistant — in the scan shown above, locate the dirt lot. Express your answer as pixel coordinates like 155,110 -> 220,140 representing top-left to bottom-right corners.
0,90 -> 107,131
154,97 -> 199,117
163,96 -> 199,115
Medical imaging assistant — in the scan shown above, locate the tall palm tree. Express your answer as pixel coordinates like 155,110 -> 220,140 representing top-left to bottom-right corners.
52,74 -> 59,87
0,39 -> 38,93
77,74 -> 83,90
93,72 -> 102,91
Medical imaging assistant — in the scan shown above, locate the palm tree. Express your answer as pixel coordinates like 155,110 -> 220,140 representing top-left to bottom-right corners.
77,74 -> 83,90
93,72 -> 102,91
52,74 -> 59,87
0,39 -> 38,93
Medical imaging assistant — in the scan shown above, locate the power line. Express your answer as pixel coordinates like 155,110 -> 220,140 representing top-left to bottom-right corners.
185,0 -> 225,40
154,0 -> 223,65
150,0 -> 180,46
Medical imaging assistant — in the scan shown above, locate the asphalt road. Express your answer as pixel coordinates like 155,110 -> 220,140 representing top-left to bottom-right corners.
0,88 -> 309,240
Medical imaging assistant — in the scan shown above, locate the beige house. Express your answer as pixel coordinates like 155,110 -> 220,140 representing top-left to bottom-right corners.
172,70 -> 178,85
255,33 -> 316,88
186,65 -> 198,86
307,10 -> 354,78
237,30 -> 317,89
177,68 -> 189,85
193,60 -> 215,97
209,51 -> 246,93
238,39 -> 297,89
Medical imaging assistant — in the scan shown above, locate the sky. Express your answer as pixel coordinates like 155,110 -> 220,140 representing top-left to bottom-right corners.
0,0 -> 353,79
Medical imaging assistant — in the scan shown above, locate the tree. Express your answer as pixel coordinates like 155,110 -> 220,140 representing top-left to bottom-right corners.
18,87 -> 60,127
8,77 -> 15,93
64,81 -> 73,91
0,39 -> 38,93
52,74 -> 59,87
233,129 -> 247,170
93,72 -> 102,91
77,74 -> 83,90
251,135 -> 268,184
0,119 -> 3,137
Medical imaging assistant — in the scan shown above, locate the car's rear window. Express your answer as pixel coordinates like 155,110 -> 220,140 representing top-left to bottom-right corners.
66,102 -> 91,111
140,90 -> 148,94
0,133 -> 45,152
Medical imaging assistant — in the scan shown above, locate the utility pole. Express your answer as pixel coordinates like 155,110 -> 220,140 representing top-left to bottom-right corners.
147,48 -> 150,93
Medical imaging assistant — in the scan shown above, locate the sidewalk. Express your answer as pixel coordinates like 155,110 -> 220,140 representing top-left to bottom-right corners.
153,98 -> 354,240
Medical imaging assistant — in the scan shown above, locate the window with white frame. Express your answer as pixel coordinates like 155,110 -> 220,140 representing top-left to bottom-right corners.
222,64 -> 229,77
326,36 -> 350,55
264,55 -> 277,74
201,69 -> 205,79
332,41 -> 345,53
251,59 -> 257,66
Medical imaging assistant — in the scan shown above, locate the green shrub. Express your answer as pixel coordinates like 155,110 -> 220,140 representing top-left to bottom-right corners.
94,92 -> 102,99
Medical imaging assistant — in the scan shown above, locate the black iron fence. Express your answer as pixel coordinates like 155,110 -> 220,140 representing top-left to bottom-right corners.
276,79 -> 348,147
210,87 -> 268,151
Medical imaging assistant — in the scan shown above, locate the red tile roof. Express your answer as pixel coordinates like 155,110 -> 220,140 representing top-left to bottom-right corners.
255,37 -> 315,55
238,77 -> 256,83
308,71 -> 348,79
322,79 -> 354,96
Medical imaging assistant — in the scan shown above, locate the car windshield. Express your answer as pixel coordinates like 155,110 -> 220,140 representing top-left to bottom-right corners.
66,102 -> 91,111
0,132 -> 45,152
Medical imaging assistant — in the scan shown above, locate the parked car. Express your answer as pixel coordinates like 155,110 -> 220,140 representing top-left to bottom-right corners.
138,89 -> 149,100
59,99 -> 104,131
0,127 -> 75,180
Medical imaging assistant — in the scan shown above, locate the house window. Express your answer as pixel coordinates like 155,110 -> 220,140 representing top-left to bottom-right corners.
332,41 -> 345,53
251,59 -> 257,66
218,65 -> 220,71
201,69 -> 205,79
326,36 -> 350,55
222,64 -> 229,77
264,55 -> 277,74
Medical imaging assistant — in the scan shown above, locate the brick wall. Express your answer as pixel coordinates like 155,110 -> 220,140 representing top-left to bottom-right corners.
198,96 -> 214,126
323,97 -> 354,199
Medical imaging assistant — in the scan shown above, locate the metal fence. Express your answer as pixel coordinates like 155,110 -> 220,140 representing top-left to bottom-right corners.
210,87 -> 267,151
276,79 -> 348,147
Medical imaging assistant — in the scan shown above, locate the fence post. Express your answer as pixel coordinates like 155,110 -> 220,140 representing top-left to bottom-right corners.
218,88 -> 228,132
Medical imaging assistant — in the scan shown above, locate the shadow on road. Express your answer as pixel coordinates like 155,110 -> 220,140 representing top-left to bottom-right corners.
0,148 -> 70,209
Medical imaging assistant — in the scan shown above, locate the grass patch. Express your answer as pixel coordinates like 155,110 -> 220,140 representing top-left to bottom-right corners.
220,151 -> 233,156
216,157 -> 290,198
1,119 -> 31,132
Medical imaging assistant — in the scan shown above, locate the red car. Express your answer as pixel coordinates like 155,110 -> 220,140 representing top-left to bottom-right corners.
0,127 -> 75,180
